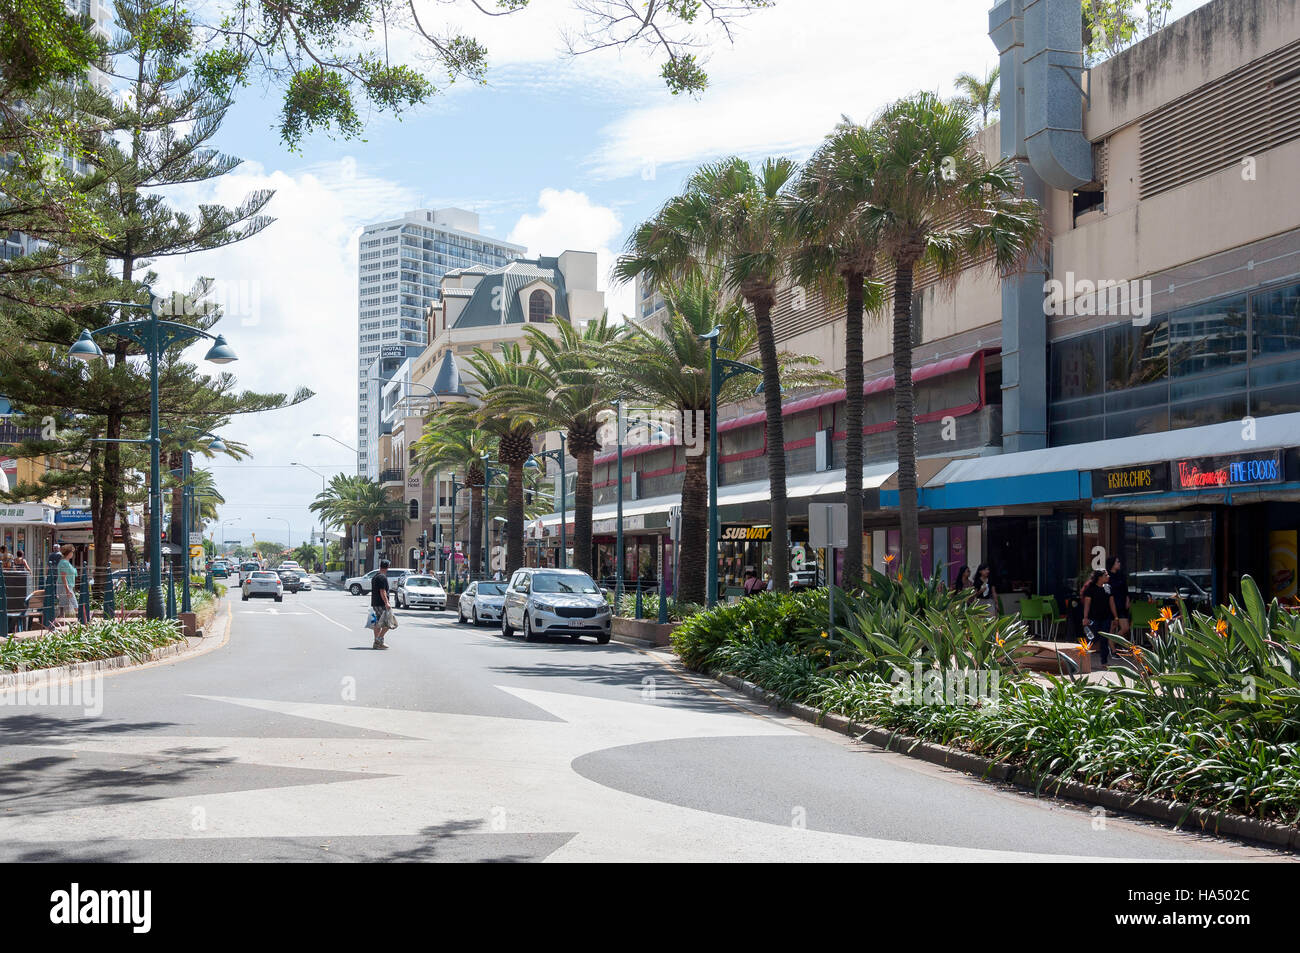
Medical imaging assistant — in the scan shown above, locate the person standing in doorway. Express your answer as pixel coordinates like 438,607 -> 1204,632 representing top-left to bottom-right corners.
1082,569 -> 1118,668
973,564 -> 999,615
370,559 -> 392,649
56,545 -> 77,619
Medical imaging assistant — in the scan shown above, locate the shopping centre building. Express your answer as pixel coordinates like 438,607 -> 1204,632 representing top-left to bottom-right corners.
529,0 -> 1300,609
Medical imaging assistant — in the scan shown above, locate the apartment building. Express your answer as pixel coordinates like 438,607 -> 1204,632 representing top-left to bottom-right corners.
355,209 -> 524,475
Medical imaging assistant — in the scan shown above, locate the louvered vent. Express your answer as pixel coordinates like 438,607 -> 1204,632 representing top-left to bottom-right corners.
1139,38 -> 1300,199
1093,139 -> 1109,186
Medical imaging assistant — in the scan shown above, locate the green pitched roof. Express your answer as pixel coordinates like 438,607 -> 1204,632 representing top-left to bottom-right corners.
449,257 -> 570,329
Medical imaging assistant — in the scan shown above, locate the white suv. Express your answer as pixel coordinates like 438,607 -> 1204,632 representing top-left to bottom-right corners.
345,568 -> 408,596
501,568 -> 612,644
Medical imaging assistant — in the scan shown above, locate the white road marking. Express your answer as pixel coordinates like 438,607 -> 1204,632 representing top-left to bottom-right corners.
0,686 -> 1160,862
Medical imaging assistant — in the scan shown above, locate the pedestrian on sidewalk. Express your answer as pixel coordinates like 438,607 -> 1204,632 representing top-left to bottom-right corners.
973,564 -> 999,615
13,550 -> 30,574
1081,569 -> 1117,668
369,559 -> 394,649
56,545 -> 78,619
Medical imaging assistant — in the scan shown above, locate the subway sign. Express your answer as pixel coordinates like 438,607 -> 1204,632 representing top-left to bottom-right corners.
1092,464 -> 1170,497
721,525 -> 773,542
1173,451 -> 1284,489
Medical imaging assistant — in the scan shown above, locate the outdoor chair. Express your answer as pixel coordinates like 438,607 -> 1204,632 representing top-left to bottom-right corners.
1019,596 -> 1045,638
1038,594 -> 1064,641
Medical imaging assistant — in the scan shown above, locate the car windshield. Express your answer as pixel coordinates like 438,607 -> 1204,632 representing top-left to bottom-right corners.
407,577 -> 438,587
252,572 -> 277,579
530,572 -> 599,594
478,583 -> 505,595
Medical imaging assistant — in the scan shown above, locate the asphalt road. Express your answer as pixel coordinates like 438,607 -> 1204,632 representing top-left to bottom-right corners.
0,583 -> 1293,862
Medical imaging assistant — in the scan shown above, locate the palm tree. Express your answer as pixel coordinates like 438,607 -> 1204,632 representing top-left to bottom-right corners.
410,406 -> 493,579
791,120 -> 887,584
616,156 -> 802,591
867,91 -> 1043,571
608,273 -> 828,605
952,65 -> 1000,127
309,474 -> 402,570
463,342 -> 546,576
484,315 -> 626,576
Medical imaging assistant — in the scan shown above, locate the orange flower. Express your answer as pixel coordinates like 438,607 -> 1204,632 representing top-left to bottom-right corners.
1077,638 -> 1090,658
1159,607 -> 1174,622
1147,618 -> 1161,634
819,631 -> 828,639
884,553 -> 896,565
1132,645 -> 1142,658
1229,605 -> 1237,616
1215,618 -> 1228,637
897,571 -> 904,582
996,637 -> 1005,648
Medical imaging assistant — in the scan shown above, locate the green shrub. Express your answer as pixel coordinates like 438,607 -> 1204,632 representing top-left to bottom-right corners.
0,618 -> 185,672
614,593 -> 704,623
670,588 -> 828,668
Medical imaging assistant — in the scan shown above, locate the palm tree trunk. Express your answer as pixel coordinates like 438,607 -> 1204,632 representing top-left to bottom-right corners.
505,463 -> 524,575
677,410 -> 709,606
572,448 -> 594,575
751,296 -> 789,592
469,486 -> 483,578
892,261 -> 921,574
842,271 -> 865,585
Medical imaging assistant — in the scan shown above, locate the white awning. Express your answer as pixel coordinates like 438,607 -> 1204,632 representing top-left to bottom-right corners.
926,412 -> 1300,488
537,462 -> 897,528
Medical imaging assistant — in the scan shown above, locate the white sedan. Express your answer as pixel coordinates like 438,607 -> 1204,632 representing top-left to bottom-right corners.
242,571 -> 283,602
395,574 -> 446,610
457,580 -> 507,626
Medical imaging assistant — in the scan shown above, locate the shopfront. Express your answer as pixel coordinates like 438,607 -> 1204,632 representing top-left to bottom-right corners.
0,503 -> 58,577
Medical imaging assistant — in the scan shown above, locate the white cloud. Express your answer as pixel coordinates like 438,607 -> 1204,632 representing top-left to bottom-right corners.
149,158 -> 416,542
507,188 -> 634,322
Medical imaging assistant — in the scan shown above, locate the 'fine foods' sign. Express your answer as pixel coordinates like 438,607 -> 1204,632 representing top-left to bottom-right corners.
1173,451 -> 1284,490
1092,464 -> 1170,497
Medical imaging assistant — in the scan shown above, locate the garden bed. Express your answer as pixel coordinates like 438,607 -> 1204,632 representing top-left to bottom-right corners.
671,571 -> 1300,830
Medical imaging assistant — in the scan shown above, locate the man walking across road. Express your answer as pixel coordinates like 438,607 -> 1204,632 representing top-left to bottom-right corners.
370,559 -> 392,649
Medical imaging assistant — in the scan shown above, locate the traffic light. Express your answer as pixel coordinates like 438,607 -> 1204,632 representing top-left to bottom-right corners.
374,534 -> 382,549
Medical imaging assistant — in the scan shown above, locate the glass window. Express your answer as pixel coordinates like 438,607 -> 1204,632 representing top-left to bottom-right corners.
528,290 -> 552,323
1105,318 -> 1168,391
1168,295 -> 1247,378
1050,331 -> 1104,401
1251,282 -> 1300,358
1170,392 -> 1246,430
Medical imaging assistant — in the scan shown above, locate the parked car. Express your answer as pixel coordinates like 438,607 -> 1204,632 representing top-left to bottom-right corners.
458,580 -> 506,625
395,574 -> 446,610
1129,570 -> 1213,610
242,570 -> 283,602
789,570 -> 819,590
501,568 -> 612,643
345,568 -> 409,596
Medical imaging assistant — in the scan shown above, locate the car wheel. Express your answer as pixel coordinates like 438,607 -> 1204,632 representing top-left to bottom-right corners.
523,615 -> 540,643
501,611 -> 514,638
472,606 -> 481,626
349,584 -> 363,596
275,595 -> 283,603
597,632 -> 611,645
457,604 -> 466,624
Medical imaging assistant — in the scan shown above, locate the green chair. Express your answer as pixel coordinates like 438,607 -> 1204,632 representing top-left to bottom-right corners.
1036,594 -> 1064,641
1129,602 -> 1161,644
1019,596 -> 1045,638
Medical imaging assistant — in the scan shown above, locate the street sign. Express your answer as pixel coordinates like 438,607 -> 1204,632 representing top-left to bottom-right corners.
808,503 -> 848,550
189,532 -> 202,545
189,545 -> 203,558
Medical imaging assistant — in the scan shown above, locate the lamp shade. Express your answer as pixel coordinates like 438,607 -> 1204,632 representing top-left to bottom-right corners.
207,436 -> 227,453
68,330 -> 104,362
204,334 -> 237,364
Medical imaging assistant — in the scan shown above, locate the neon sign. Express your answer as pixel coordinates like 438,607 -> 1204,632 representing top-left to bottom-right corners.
1173,452 -> 1283,490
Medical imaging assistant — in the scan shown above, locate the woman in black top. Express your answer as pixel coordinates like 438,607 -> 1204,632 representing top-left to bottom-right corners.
973,564 -> 998,614
1081,569 -> 1117,667
953,565 -> 972,593
370,560 -> 392,649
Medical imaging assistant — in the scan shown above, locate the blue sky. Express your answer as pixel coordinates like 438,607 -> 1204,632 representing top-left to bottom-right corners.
160,0 -> 1210,551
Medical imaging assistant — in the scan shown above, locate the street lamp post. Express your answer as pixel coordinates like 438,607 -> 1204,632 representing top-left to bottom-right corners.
291,462 -> 329,576
448,478 -> 474,591
530,433 -> 567,569
166,427 -> 226,615
480,455 -> 506,580
70,288 -> 237,620
310,434 -> 360,573
698,327 -> 761,608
